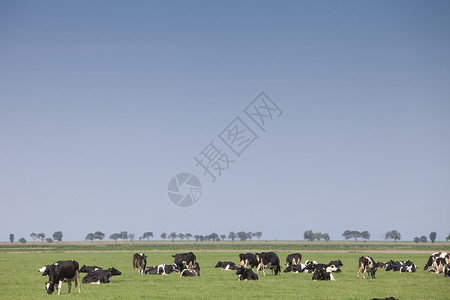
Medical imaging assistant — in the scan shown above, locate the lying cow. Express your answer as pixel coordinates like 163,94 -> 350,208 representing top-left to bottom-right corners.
45,260 -> 81,295
357,256 -> 379,279
133,253 -> 147,275
239,253 -> 258,269
236,266 -> 258,281
255,252 -> 281,276
312,265 -> 338,281
180,262 -> 200,277
215,261 -> 238,271
286,253 -> 302,267
173,252 -> 196,272
284,264 -> 304,273
145,264 -> 175,275
82,267 -> 122,284
79,265 -> 102,273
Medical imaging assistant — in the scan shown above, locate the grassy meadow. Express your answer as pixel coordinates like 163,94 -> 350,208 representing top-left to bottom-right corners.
0,249 -> 449,299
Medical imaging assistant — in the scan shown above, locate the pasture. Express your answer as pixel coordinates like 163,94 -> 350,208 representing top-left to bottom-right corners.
0,251 -> 448,299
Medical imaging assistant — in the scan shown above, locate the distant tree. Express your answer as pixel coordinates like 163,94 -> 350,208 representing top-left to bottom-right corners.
46,238 -> 53,243
94,231 -> 105,241
142,232 -> 153,241
385,230 -> 401,242
342,230 -> 352,241
220,234 -> 226,241
246,232 -> 254,242
447,233 -> 450,241
237,231 -> 247,241
37,233 -> 46,243
185,233 -> 193,241
194,235 -> 200,242
109,233 -> 120,242
228,231 -> 237,242
413,237 -> 420,243
52,231 -> 63,242
322,233 -> 330,241
209,233 -> 219,242
19,237 -> 27,243
30,232 -> 38,242
429,232 -> 437,243
119,231 -> 128,241
169,232 -> 177,242
313,232 -> 322,241
160,232 -> 167,241
349,231 -> 361,242
255,232 -> 263,240
419,235 -> 427,243
9,233 -> 14,243
361,231 -> 370,242
304,230 -> 314,242
178,233 -> 185,241
128,233 -> 135,242
85,233 -> 95,242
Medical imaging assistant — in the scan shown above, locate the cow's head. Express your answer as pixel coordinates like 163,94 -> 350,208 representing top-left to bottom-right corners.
215,261 -> 223,268
79,265 -> 88,273
284,266 -> 293,273
236,266 -> 246,276
326,265 -> 340,273
424,256 -> 434,270
45,281 -> 55,295
109,267 -> 121,276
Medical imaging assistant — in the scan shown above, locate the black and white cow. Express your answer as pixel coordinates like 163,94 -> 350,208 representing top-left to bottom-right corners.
381,260 -> 416,273
300,260 -> 318,273
82,267 -> 121,284
284,264 -> 304,273
215,261 -> 238,271
255,252 -> 281,276
180,262 -> 200,277
145,264 -> 175,275
45,260 -> 81,295
424,252 -> 449,273
312,265 -> 338,281
357,256 -> 378,279
239,253 -> 258,269
133,253 -> 147,275
236,266 -> 258,281
286,253 -> 302,267
173,252 -> 196,272
79,265 -> 102,273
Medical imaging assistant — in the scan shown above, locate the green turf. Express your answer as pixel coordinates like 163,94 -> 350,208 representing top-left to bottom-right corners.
0,251 -> 448,299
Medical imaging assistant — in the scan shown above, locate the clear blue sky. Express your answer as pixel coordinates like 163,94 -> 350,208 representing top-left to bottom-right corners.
1,0 -> 449,242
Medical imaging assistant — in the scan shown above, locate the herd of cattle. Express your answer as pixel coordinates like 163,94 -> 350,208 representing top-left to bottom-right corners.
38,251 -> 450,295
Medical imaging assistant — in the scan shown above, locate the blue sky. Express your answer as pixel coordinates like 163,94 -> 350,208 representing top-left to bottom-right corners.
1,0 -> 449,242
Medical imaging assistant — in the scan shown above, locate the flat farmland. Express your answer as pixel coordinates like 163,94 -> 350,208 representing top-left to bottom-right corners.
0,249 -> 448,299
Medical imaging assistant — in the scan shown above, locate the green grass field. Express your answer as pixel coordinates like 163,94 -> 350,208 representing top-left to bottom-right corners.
0,250 -> 448,299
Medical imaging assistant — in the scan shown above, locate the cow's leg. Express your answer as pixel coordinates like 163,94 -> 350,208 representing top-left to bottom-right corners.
357,266 -> 361,279
76,270 -> 81,294
68,280 -> 72,294
57,281 -> 63,295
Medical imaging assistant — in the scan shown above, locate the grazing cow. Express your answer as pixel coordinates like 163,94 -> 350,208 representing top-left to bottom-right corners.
284,264 -> 303,273
173,252 -> 196,272
215,261 -> 238,271
79,265 -> 102,273
133,253 -> 147,275
236,266 -> 258,281
424,252 -> 449,273
357,256 -> 378,279
255,252 -> 281,276
312,265 -> 337,281
82,267 -> 121,284
45,260 -> 81,295
145,264 -> 175,275
286,253 -> 302,267
180,262 -> 200,277
239,253 -> 258,269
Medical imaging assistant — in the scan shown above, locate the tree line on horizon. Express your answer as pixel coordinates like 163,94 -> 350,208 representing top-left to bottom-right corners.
7,231 -> 450,243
